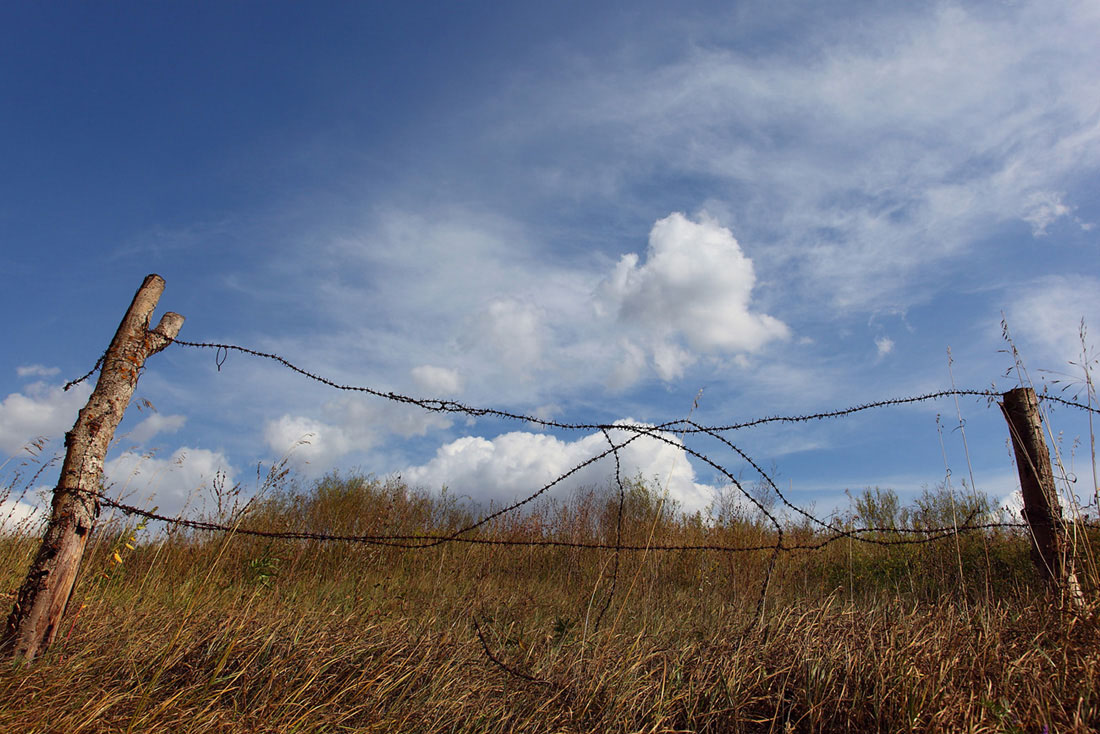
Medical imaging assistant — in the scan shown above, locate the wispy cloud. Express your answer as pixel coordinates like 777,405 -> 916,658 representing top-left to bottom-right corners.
287,207 -> 787,406
1005,275 -> 1100,368
240,1 -> 1099,441
484,2 -> 1100,311
9,1 -> 1092,519
411,365 -> 464,395
16,365 -> 59,378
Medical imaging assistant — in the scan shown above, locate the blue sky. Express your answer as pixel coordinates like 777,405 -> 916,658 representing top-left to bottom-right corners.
2,1 -> 1098,524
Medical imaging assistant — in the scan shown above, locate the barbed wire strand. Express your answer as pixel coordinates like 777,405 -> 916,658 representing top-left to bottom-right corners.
690,422 -> 844,536
614,424 -> 783,628
424,431 -> 647,548
167,339 -> 1100,421
76,487 -> 1063,551
471,616 -> 552,686
593,429 -> 624,633
62,350 -> 107,392
48,336 -> 1100,681
58,340 -> 1100,433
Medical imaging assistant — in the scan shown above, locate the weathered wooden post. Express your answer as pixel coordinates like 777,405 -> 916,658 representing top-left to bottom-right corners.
1000,387 -> 1082,603
3,274 -> 183,662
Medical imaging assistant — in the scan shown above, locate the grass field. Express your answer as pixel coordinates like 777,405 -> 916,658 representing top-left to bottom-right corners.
2,473 -> 1098,733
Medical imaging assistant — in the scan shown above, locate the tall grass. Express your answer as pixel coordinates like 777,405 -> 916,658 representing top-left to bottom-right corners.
2,473 -> 1097,733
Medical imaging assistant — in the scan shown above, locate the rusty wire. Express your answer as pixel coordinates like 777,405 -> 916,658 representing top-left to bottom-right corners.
52,339 -> 1100,586
55,338 -> 1100,428
48,335 -> 1100,682
75,487 -> 1053,552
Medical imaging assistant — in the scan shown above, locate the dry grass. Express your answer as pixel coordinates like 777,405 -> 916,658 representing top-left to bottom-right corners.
2,474 -> 1098,733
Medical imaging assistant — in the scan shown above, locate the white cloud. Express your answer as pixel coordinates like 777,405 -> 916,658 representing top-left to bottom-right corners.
999,489 -> 1024,522
103,447 -> 236,517
402,421 -> 718,515
311,208 -> 603,404
264,394 -> 453,475
600,213 -> 789,359
518,2 -> 1100,310
411,365 -> 464,395
228,0 -> 1099,443
126,413 -> 187,445
0,381 -> 91,455
303,208 -> 788,407
1021,191 -> 1073,236
461,298 -> 545,371
1006,275 -> 1100,367
530,403 -> 561,423
608,339 -> 647,391
263,414 -> 351,471
16,365 -> 60,378
651,340 -> 696,382
0,497 -> 46,534
875,337 -> 895,358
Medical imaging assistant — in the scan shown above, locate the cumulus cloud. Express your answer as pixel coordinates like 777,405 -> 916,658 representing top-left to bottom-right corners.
311,207 -> 789,408
264,394 -> 453,475
598,213 -> 788,379
103,447 -> 236,517
608,339 -> 647,391
0,496 -> 47,534
253,0 -> 1098,430
602,213 -> 789,352
0,378 -> 183,463
263,414 -> 352,470
650,341 -> 696,382
402,421 -> 718,515
0,380 -> 91,455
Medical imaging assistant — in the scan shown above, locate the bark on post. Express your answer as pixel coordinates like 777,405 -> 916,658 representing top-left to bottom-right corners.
3,274 -> 183,662
1000,387 -> 1080,601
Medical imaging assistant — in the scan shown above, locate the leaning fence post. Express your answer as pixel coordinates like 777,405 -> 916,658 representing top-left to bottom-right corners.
2,274 -> 184,662
1000,387 -> 1082,604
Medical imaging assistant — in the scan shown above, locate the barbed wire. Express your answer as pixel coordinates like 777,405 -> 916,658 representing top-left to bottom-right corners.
62,350 -> 107,392
58,338 -> 1100,427
72,487 -> 1080,553
1041,393 -> 1100,412
48,334 -> 1100,679
699,390 -> 1002,431
53,339 -> 1100,572
593,428 -> 624,632
471,616 -> 552,686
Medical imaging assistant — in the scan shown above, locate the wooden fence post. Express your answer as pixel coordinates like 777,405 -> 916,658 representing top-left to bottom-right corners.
2,274 -> 184,662
1000,387 -> 1082,603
